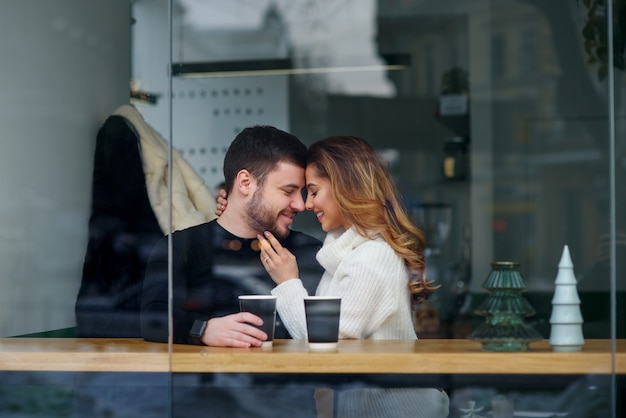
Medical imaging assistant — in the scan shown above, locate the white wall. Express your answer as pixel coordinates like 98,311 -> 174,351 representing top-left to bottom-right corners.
0,0 -> 130,336
132,0 -> 289,193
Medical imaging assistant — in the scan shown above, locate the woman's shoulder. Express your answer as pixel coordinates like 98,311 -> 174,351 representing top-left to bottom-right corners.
350,233 -> 400,263
341,237 -> 408,286
353,230 -> 390,248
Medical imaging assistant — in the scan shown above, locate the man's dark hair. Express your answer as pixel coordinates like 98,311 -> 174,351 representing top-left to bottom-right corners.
223,125 -> 307,193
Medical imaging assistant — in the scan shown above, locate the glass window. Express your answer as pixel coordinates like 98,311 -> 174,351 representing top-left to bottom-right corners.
1,0 -> 622,417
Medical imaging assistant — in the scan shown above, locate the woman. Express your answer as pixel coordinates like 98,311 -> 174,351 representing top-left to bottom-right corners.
220,136 -> 449,417
258,135 -> 438,340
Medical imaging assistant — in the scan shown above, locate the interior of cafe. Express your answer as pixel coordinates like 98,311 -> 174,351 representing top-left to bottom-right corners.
0,0 -> 624,417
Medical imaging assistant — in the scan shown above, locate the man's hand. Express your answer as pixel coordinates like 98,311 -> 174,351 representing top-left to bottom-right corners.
203,312 -> 267,347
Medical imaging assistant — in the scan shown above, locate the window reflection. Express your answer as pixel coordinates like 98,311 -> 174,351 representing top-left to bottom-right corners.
0,0 -> 623,417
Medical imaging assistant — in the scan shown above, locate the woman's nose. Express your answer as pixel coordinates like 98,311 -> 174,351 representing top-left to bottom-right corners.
304,194 -> 313,210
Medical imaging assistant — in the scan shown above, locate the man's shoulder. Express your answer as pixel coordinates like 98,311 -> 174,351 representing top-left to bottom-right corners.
162,221 -> 216,253
171,220 -> 215,238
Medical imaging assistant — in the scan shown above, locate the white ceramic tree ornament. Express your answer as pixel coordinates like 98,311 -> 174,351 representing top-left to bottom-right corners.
549,245 -> 584,352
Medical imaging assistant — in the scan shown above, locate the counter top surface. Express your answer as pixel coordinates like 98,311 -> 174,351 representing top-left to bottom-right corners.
0,338 -> 623,374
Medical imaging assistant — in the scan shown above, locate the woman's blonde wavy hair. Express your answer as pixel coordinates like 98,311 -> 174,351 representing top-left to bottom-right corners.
307,136 -> 439,303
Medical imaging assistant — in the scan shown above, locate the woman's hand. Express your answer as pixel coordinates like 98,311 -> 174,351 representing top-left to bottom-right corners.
257,231 -> 299,285
215,189 -> 228,217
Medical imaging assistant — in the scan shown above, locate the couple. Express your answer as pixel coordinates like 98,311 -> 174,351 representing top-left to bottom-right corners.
140,125 -> 449,417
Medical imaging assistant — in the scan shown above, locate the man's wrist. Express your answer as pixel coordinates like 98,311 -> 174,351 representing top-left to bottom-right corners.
189,319 -> 208,345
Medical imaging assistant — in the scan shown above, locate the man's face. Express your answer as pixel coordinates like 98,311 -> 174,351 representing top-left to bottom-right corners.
244,161 -> 306,239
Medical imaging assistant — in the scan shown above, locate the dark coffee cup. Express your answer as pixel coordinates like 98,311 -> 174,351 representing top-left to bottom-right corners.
239,295 -> 277,348
304,296 -> 341,351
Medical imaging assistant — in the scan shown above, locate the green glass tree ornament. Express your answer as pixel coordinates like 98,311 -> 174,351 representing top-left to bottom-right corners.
469,261 -> 542,351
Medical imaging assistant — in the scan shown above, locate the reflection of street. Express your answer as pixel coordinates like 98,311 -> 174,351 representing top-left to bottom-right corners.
413,301 -> 440,334
411,203 -> 475,338
449,374 -> 612,418
0,371 -> 170,417
336,387 -> 450,418
2,371 -> 611,418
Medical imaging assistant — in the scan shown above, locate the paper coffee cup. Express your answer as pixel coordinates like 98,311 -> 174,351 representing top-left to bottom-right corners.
304,296 -> 341,351
239,295 -> 277,348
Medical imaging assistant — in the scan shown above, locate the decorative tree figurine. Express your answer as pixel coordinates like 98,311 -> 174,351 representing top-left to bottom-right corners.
469,261 -> 542,351
549,245 -> 584,352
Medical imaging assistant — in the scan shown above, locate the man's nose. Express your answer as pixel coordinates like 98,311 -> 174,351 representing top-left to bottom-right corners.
291,192 -> 306,212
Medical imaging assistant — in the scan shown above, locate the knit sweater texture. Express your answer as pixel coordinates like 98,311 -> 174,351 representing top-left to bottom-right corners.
272,226 -> 416,340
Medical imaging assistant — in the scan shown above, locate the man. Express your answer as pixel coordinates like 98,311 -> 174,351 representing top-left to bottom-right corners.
140,125 -> 323,346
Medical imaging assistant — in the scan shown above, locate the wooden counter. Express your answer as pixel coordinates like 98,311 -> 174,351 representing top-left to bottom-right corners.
0,338 -> 169,372
174,338 -> 626,375
1,338 -> 624,375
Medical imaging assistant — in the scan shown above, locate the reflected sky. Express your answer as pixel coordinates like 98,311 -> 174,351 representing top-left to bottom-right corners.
176,0 -> 395,96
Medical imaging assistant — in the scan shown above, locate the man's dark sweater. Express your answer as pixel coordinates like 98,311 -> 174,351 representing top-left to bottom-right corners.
141,219 -> 322,344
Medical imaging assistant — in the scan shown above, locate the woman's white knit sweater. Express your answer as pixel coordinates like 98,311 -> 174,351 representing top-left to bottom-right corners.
271,226 -> 417,340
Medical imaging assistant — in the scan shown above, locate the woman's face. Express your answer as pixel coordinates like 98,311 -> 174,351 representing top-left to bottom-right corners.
304,165 -> 349,232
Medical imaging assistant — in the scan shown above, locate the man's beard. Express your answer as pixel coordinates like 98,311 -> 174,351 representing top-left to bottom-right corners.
244,188 -> 291,239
